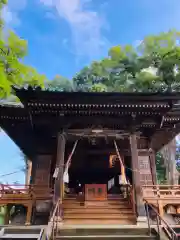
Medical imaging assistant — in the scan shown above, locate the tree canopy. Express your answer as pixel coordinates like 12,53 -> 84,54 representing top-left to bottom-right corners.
71,30 -> 180,93
46,30 -> 180,93
0,0 -> 46,99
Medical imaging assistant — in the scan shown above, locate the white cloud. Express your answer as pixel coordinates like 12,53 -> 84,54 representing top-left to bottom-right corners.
40,0 -> 109,59
2,0 -> 27,28
134,40 -> 143,47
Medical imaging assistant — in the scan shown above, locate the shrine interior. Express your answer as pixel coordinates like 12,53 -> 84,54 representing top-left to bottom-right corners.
63,137 -> 133,192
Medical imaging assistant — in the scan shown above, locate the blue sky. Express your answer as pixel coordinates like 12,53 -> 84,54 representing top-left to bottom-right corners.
1,0 -> 180,183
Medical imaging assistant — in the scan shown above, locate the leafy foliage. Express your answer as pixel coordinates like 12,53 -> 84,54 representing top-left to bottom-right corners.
71,30 -> 180,93
46,75 -> 73,92
156,152 -> 167,184
176,142 -> 180,172
0,0 -> 46,99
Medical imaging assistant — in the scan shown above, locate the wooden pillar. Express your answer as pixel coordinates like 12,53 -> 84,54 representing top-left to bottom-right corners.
54,133 -> 66,203
30,157 -> 37,185
130,133 -> 146,224
25,160 -> 32,186
158,201 -> 164,218
149,149 -> 157,185
25,203 -> 33,225
4,205 -> 10,225
177,206 -> 180,214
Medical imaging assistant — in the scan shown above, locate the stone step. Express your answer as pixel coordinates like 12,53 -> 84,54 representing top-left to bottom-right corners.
3,228 -> 41,235
0,233 -> 40,239
57,227 -> 153,236
55,235 -> 156,239
0,226 -> 43,239
55,227 -> 157,240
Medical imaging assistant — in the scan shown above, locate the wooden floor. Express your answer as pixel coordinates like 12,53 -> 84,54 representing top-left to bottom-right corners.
62,194 -> 136,225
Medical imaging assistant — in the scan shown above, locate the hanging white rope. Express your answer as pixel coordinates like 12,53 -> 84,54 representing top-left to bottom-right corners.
114,140 -> 124,166
63,140 -> 79,183
114,140 -> 127,184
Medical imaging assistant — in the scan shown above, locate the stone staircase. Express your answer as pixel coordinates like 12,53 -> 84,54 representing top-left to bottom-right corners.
62,194 -> 136,225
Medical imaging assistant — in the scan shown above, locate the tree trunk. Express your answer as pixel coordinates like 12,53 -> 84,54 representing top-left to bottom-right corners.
160,138 -> 178,185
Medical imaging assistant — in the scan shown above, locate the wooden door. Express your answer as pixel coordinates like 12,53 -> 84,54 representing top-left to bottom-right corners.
85,184 -> 107,201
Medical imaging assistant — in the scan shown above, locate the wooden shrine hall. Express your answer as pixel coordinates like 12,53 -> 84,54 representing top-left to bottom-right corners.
1,87 -> 180,227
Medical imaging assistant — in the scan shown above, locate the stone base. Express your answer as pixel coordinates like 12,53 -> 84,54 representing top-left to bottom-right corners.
50,216 -> 62,222
136,216 -> 148,226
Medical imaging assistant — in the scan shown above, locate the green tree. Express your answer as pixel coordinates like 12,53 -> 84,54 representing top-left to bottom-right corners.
73,30 -> 180,94
0,0 -> 47,185
138,30 -> 180,92
46,75 -> 73,92
72,30 -> 180,184
156,152 -> 167,184
0,0 -> 46,99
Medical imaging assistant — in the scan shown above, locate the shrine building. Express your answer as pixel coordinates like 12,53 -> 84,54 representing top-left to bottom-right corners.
1,87 -> 180,228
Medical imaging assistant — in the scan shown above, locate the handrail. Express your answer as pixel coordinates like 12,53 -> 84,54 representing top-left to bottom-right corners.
52,199 -> 62,240
46,198 -> 60,240
144,199 -> 179,240
37,228 -> 45,240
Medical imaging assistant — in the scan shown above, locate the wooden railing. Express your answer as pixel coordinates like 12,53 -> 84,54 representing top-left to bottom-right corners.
144,200 -> 180,240
0,184 -> 54,225
0,184 -> 53,199
142,185 -> 180,200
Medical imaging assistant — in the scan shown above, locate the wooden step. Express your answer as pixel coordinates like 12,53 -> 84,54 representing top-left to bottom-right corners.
63,213 -> 136,220
64,198 -> 126,201
63,219 -> 136,225
107,195 -> 126,199
64,208 -> 133,214
63,203 -> 132,209
63,204 -> 131,210
64,194 -> 125,198
63,200 -> 129,206
64,198 -> 127,202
